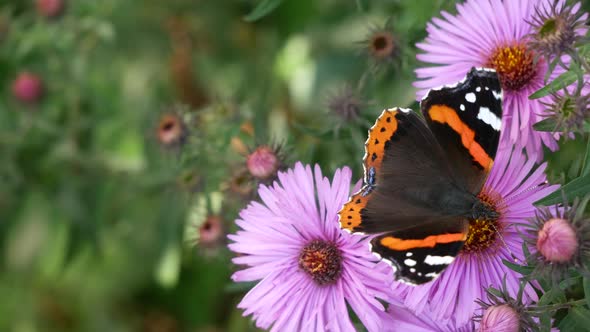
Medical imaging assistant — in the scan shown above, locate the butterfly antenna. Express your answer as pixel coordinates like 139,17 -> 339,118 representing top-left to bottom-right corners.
505,181 -> 549,203
489,222 -> 521,263
498,181 -> 551,263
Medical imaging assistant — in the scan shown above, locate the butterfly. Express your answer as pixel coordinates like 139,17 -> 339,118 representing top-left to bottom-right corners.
338,67 -> 503,285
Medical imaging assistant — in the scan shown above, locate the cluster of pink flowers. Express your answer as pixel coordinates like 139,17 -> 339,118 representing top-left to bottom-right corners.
228,0 -> 587,331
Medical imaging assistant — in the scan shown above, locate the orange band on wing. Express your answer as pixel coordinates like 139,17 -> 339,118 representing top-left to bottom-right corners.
428,105 -> 492,170
380,232 -> 467,251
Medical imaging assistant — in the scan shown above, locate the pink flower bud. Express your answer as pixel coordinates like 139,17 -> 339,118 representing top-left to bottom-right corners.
36,0 -> 65,18
12,72 -> 44,104
537,218 -> 578,263
246,146 -> 279,180
479,304 -> 520,332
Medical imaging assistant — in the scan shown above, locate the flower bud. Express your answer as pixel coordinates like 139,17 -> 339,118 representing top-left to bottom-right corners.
479,304 -> 520,332
156,113 -> 186,148
36,0 -> 65,18
327,85 -> 363,122
199,215 -> 224,248
528,2 -> 585,60
246,146 -> 279,180
537,218 -> 578,263
12,72 -> 44,104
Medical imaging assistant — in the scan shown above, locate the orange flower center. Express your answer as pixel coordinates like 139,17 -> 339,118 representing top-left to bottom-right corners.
486,44 -> 537,91
463,189 -> 503,253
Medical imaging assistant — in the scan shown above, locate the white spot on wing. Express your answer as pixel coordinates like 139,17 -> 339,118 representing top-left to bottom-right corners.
410,268 -> 416,273
396,108 -> 412,114
424,255 -> 455,265
476,87 -> 481,92
404,259 -> 417,267
406,252 -> 413,257
420,68 -> 496,102
478,107 -> 502,131
420,74 -> 468,102
425,272 -> 439,278
460,104 -> 465,111
369,242 -> 398,271
465,93 -> 476,103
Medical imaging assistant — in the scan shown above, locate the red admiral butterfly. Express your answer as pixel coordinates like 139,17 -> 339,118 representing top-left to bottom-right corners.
338,67 -> 503,285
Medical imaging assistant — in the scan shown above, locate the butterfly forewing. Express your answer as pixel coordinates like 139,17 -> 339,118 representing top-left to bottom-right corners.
339,108 -> 474,234
421,68 -> 502,194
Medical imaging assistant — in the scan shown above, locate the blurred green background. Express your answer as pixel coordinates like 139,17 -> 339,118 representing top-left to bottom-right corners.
4,1 -> 587,331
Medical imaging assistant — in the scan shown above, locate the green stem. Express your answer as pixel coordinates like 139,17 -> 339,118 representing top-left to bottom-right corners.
526,299 -> 588,312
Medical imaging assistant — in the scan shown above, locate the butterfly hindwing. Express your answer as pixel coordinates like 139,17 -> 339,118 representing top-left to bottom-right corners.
421,67 -> 502,194
371,218 -> 468,284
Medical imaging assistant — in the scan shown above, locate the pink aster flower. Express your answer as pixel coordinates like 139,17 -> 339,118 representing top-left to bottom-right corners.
229,163 -> 394,332
390,146 -> 559,328
414,0 -> 588,160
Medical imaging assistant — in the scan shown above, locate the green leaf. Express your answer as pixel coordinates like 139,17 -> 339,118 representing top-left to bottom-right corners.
486,287 -> 504,298
579,43 -> 590,57
539,313 -> 552,332
581,135 -> 590,177
224,280 -> 257,293
244,0 -> 286,22
534,118 -> 590,132
583,277 -> 590,309
533,118 -> 559,132
155,244 -> 181,289
522,240 -> 531,258
558,312 -> 579,332
569,307 -> 590,331
538,287 -> 565,306
355,0 -> 369,11
502,259 -> 534,275
529,70 -> 578,99
535,175 -> 590,206
559,275 -> 581,290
